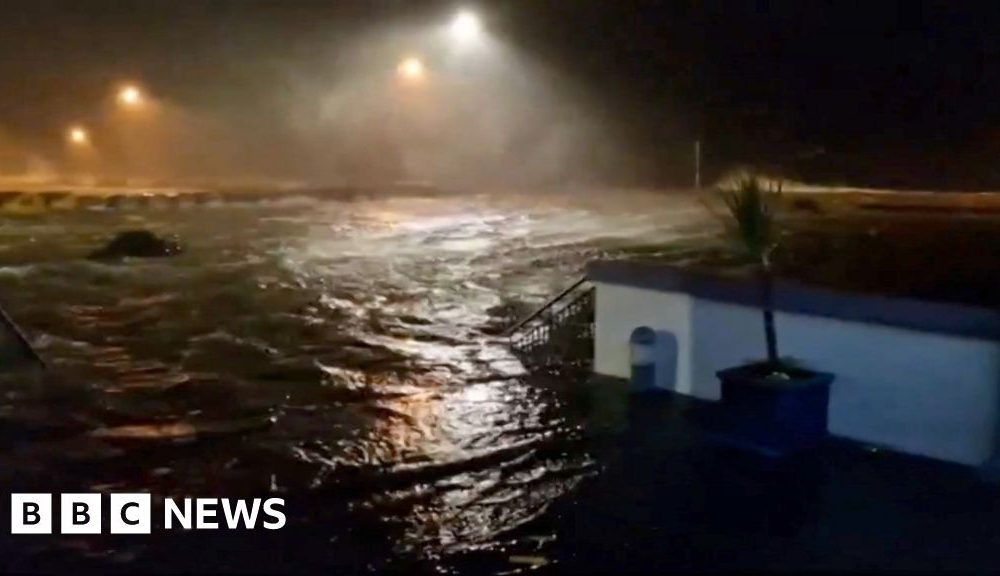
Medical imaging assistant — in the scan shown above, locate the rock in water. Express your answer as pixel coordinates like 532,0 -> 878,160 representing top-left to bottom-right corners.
88,230 -> 182,260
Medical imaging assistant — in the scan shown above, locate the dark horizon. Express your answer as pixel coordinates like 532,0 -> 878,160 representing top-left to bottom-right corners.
0,1 -> 998,190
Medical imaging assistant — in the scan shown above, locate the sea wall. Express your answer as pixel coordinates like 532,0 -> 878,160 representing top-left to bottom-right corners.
0,184 -> 445,216
589,260 -> 1000,466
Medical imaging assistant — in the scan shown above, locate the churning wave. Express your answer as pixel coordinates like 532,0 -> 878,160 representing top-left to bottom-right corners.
0,190 -> 707,570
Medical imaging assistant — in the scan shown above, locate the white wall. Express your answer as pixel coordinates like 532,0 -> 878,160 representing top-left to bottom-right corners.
594,284 -> 693,392
593,282 -> 1000,466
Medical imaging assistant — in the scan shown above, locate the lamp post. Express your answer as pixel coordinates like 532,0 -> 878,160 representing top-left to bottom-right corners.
67,126 -> 90,146
397,57 -> 426,83
450,10 -> 483,45
117,85 -> 145,108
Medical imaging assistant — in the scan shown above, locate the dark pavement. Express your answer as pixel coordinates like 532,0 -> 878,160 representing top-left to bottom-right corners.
529,386 -> 1000,573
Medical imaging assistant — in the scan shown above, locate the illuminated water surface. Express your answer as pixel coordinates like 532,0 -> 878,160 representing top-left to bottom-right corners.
0,191 -> 707,571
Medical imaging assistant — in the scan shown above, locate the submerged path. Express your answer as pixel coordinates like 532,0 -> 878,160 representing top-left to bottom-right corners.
0,191 -> 707,573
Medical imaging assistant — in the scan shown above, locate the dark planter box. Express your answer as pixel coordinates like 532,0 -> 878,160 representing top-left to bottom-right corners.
712,363 -> 835,456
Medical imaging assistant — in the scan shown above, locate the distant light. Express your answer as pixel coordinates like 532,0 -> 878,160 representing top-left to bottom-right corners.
118,85 -> 144,107
450,10 -> 482,44
397,57 -> 426,82
67,126 -> 89,145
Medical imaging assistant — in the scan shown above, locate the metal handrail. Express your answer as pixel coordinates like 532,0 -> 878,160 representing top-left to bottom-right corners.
511,287 -> 594,349
0,301 -> 44,369
504,277 -> 589,337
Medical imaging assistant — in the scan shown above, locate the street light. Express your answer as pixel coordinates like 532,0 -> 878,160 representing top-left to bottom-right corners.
397,57 -> 426,82
117,84 -> 144,107
67,126 -> 90,146
450,10 -> 482,44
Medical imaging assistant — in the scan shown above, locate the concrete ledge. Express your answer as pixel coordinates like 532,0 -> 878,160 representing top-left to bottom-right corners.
588,260 -> 1000,342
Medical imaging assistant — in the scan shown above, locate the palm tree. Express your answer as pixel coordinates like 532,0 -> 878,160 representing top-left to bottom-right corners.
721,175 -> 782,366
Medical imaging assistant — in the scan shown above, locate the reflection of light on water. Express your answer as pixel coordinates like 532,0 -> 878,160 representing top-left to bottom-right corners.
359,374 -> 589,554
462,384 -> 492,403
0,190 -> 715,571
370,390 -> 446,464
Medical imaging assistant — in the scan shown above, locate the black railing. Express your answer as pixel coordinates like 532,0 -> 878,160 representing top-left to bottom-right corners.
505,277 -> 589,337
507,278 -> 595,370
0,301 -> 44,370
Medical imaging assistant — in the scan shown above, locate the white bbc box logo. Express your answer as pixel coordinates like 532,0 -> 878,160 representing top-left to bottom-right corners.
11,493 -> 151,534
61,493 -> 102,534
109,493 -> 152,534
10,492 -> 283,534
10,494 -> 52,534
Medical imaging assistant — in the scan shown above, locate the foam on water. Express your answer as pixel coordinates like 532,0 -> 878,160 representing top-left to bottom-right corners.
0,190 -> 709,571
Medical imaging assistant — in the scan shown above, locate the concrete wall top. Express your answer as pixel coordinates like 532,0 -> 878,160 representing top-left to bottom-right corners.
587,260 -> 1000,342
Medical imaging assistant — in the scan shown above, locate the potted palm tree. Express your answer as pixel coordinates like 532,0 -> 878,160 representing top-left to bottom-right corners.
714,175 -> 834,455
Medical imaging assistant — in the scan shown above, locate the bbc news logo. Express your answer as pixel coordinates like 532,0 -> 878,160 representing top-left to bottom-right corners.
10,494 -> 286,534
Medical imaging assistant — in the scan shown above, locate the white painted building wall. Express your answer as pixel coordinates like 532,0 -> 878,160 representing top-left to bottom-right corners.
594,284 -> 693,392
593,282 -> 1000,466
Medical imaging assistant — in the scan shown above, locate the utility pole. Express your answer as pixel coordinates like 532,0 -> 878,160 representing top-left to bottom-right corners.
694,139 -> 702,189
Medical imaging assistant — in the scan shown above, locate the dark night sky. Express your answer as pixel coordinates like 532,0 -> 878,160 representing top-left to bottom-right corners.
1,0 -> 999,189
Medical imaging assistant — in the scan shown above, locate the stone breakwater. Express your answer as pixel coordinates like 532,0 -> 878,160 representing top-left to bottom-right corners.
0,184 -> 446,215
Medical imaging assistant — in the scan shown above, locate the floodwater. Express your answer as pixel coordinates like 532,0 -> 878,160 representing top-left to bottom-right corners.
0,190 -> 709,573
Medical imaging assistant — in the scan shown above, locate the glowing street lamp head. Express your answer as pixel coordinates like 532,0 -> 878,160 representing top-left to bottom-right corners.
397,57 -> 426,82
117,85 -> 144,107
450,10 -> 482,43
67,126 -> 89,146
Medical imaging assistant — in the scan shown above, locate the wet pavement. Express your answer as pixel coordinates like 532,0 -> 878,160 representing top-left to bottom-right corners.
520,384 -> 1000,574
